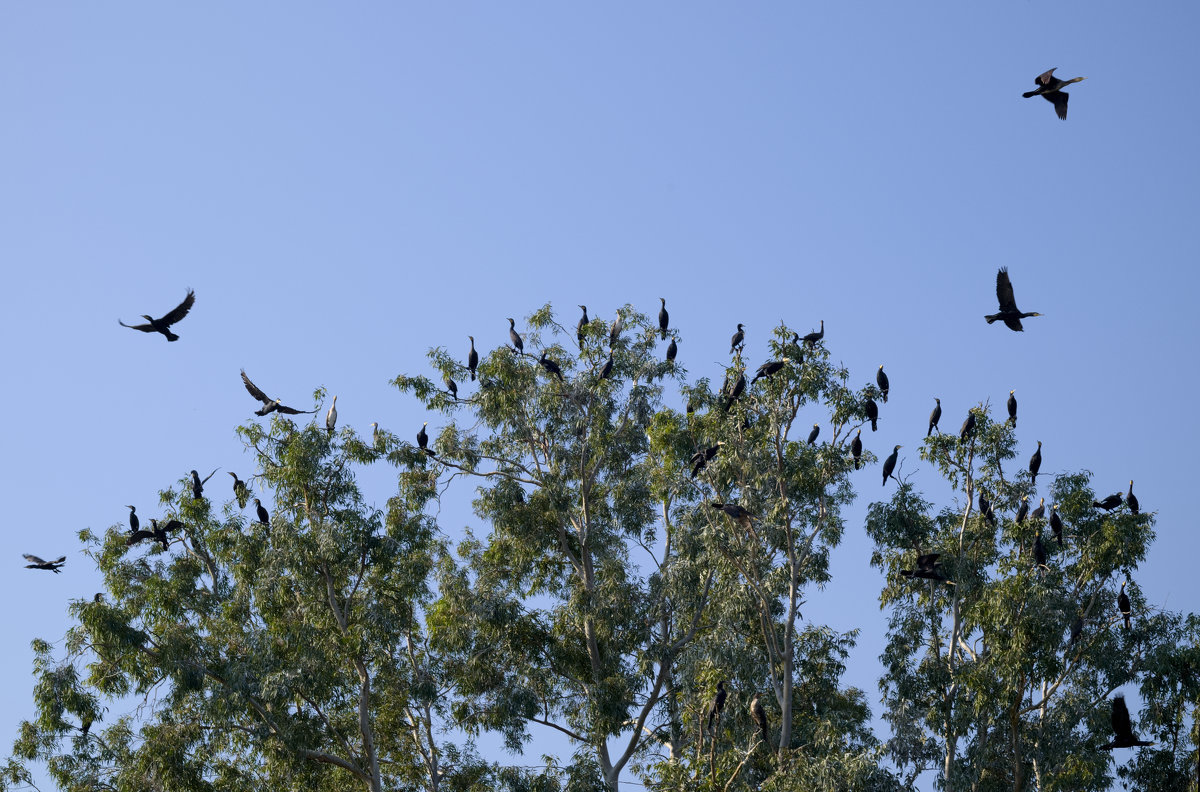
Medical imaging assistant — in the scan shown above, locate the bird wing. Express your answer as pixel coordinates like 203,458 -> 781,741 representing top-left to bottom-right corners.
1042,91 -> 1068,120
118,320 -> 157,333
241,370 -> 272,404
1111,697 -> 1135,740
916,553 -> 941,571
23,554 -> 47,565
158,289 -> 196,326
275,404 -> 317,415
996,268 -> 1019,312
1035,68 -> 1057,86
200,466 -> 220,485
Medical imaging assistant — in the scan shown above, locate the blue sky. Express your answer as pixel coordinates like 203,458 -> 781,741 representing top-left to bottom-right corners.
2,2 -> 1198,786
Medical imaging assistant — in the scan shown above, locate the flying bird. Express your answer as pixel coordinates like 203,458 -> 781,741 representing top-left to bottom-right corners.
24,554 -> 67,572
927,398 -> 942,437
241,370 -> 317,416
118,288 -> 196,342
985,268 -> 1042,331
1099,695 -> 1153,750
1023,67 -> 1086,121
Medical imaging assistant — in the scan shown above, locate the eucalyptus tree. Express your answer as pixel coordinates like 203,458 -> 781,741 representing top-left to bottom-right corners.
2,407 -> 503,792
868,403 -> 1193,791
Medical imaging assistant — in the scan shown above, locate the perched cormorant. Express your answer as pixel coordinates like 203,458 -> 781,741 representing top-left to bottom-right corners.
865,398 -> 879,432
1127,481 -> 1139,515
1007,391 -> 1017,426
666,338 -> 677,362
599,352 -> 614,380
609,312 -> 624,347
882,445 -> 901,487
730,324 -> 745,354
927,398 -> 942,437
1094,493 -> 1123,511
985,268 -> 1042,331
807,424 -> 820,445
1033,531 -> 1048,571
959,410 -> 976,441
241,370 -> 318,416
979,492 -> 996,526
126,505 -> 139,533
722,372 -> 745,411
1069,615 -> 1083,647
326,395 -> 338,436
802,320 -> 824,347
23,554 -> 66,573
507,318 -> 524,355
1117,582 -> 1131,630
190,467 -> 219,500
371,422 -> 382,448
417,422 -> 431,454
538,353 -> 564,382
658,298 -> 669,340
1099,695 -> 1153,750
752,360 -> 785,383
118,288 -> 196,342
749,693 -> 768,742
1029,441 -> 1042,484
577,306 -> 589,349
468,336 -> 479,381
1031,498 -> 1046,521
901,553 -> 948,582
254,498 -> 270,526
877,366 -> 889,403
851,429 -> 863,470
706,681 -> 727,733
1023,68 -> 1086,121
690,443 -> 723,478
1016,495 -> 1029,525
711,501 -> 752,528
229,472 -> 250,509
1049,504 -> 1064,547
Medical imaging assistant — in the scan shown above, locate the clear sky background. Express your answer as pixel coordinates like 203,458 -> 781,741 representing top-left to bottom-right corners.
2,3 -> 1198,788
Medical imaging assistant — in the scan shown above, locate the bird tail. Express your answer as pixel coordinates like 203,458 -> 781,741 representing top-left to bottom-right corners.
984,315 -> 998,324
870,418 -> 877,432
470,372 -> 476,381
1124,614 -> 1131,630
1022,90 -> 1040,98
166,331 -> 180,342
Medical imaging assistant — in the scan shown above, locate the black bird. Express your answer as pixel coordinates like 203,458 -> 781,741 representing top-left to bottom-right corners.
576,305 -> 589,349
979,492 -> 996,526
1031,498 -> 1046,521
1033,532 -> 1048,571
851,430 -> 862,470
722,372 -> 745,411
444,375 -> 458,400
730,324 -> 745,354
80,715 -> 94,738
1023,67 -> 1086,121
901,553 -> 948,582
1117,582 -> 1132,629
599,352 -> 614,380
876,366 -> 889,403
1016,495 -> 1029,525
985,268 -> 1042,331
706,681 -> 727,734
658,298 -> 669,340
1069,615 -> 1083,647
326,395 -> 338,436
1127,481 -> 1139,515
749,693 -> 768,742
752,360 -> 785,384
609,312 -> 623,347
229,472 -> 250,509
711,501 -> 752,529
690,443 -> 723,478
507,318 -> 524,355
1029,441 -> 1042,485
417,422 -> 433,455
927,398 -> 942,437
666,338 -> 677,362
959,410 -> 976,441
241,370 -> 318,416
882,445 -> 901,487
1049,504 -> 1064,547
807,424 -> 820,445
23,554 -> 66,573
865,398 -> 879,432
538,352 -> 564,382
1007,391 -> 1017,426
786,333 -> 804,366
802,320 -> 824,347
190,467 -> 219,500
125,505 -> 139,533
1099,695 -> 1153,750
467,336 -> 479,381
1094,493 -> 1123,511
125,527 -> 159,548
254,498 -> 270,526
118,288 -> 196,342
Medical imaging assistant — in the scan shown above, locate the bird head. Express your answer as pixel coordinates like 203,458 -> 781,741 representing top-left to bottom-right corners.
254,498 -> 261,506
1010,390 -> 1015,395
660,297 -> 666,305
935,397 -> 940,404
468,335 -> 474,342
579,305 -> 586,311
1021,495 -> 1029,502
228,472 -> 237,479
1037,440 -> 1041,447
126,505 -> 136,511
895,445 -> 903,451
507,317 -> 515,326
879,364 -> 884,370
423,421 -> 428,428
737,323 -> 744,330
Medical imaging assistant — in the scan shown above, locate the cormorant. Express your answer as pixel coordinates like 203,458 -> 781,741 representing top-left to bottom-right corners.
807,424 -> 820,445
901,553 -> 948,582
1023,68 -> 1086,121
985,268 -> 1042,331
979,492 -> 996,526
126,505 -> 139,533
752,360 -> 785,384
865,398 -> 879,432
749,693 -> 768,742
1094,493 -> 1123,511
1007,391 -> 1017,426
417,422 -> 432,454
658,298 -> 669,339
1069,615 -> 1083,647
802,320 -> 824,347
690,443 -> 723,478
666,338 -> 677,362
1033,531 -> 1048,571
468,337 -> 479,381
851,429 -> 863,470
730,324 -> 745,354
1099,695 -> 1153,750
23,554 -> 66,573
882,445 -> 901,487
706,681 -> 727,733
577,305 -> 589,349
877,366 -> 889,403
610,312 -> 623,347
1049,504 -> 1064,547
241,370 -> 318,416
927,398 -> 942,437
1127,481 -> 1139,515
1117,582 -> 1131,629
1016,495 -> 1029,525
254,498 -> 270,526
118,288 -> 195,342
599,352 -> 614,380
190,467 -> 219,500
1029,441 -> 1042,484
538,352 -> 564,382
711,501 -> 752,528
125,527 -> 158,547
371,422 -> 382,448
1031,498 -> 1046,521
722,372 -> 745,411
959,410 -> 976,441
326,395 -> 338,436
507,318 -> 524,355
229,472 -> 250,509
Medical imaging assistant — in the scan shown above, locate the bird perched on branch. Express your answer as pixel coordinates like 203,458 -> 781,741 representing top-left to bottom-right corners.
1016,496 -> 1029,525
1117,582 -> 1132,629
690,443 -> 723,478
865,399 -> 879,432
876,366 -> 889,402
1023,67 -> 1086,121
979,492 -> 996,526
1049,505 -> 1064,548
576,305 -> 589,349
119,288 -> 195,342
417,422 -> 434,456
901,553 -> 950,583
658,298 -> 669,340
802,320 -> 824,347
467,336 -> 479,381
729,324 -> 745,354
1099,695 -> 1152,750
807,424 -> 820,445
229,472 -> 250,509
985,268 -> 1042,331
1029,441 -> 1042,485
326,395 -> 338,436
1127,481 -> 1139,515
254,498 -> 270,526
752,360 -> 785,384
1007,391 -> 1017,426
706,681 -> 726,734
1031,498 -> 1046,521
538,353 -> 564,383
190,468 -> 219,500
710,502 -> 752,529
666,338 -> 677,362
1094,493 -> 1123,511
959,410 -> 976,441
23,554 -> 66,573
241,370 -> 317,416
125,505 -> 139,534
749,693 -> 768,742
882,446 -> 901,487
507,318 -> 524,355
851,430 -> 862,470
927,398 -> 941,437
